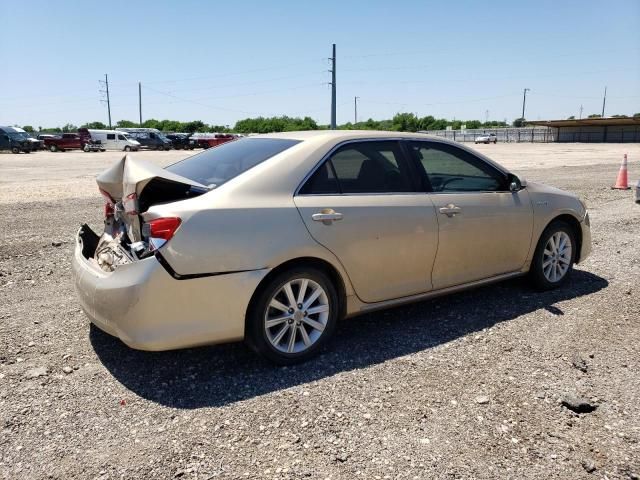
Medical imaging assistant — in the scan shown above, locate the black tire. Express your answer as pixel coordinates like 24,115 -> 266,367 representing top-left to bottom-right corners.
83,144 -> 90,152
124,146 -> 131,152
100,149 -> 106,152
11,147 -> 20,154
246,266 -> 339,365
529,220 -> 576,290
49,145 -> 57,152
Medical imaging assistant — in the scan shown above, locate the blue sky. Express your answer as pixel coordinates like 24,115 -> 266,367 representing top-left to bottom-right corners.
1,0 -> 638,128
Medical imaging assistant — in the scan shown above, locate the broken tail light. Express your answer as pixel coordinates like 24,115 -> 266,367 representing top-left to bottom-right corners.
99,188 -> 115,219
144,217 -> 182,251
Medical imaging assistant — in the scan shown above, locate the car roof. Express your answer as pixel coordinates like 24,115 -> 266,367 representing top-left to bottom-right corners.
251,129 -> 454,142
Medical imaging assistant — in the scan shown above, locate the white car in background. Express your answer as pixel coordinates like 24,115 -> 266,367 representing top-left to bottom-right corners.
475,133 -> 498,144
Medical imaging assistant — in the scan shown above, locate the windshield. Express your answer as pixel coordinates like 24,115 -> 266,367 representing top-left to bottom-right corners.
165,138 -> 300,188
8,132 -> 30,140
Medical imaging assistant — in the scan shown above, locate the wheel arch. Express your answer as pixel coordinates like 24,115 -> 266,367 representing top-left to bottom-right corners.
245,256 -> 348,328
543,213 -> 583,262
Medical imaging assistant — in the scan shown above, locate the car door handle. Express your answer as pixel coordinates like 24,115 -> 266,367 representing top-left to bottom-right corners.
439,204 -> 462,217
312,210 -> 343,224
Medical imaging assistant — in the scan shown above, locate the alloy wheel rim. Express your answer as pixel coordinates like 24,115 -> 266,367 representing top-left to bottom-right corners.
264,278 -> 329,354
542,231 -> 572,282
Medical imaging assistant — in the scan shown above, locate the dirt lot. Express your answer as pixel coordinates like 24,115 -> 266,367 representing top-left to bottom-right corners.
1,143 -> 639,479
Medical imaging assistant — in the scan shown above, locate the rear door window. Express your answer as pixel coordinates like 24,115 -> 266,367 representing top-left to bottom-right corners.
299,141 -> 415,194
107,134 -> 115,140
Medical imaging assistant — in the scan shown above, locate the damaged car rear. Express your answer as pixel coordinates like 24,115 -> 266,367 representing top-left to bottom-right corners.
73,138 -> 303,353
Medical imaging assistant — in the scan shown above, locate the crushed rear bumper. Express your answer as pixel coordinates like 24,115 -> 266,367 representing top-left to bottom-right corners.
72,225 -> 268,351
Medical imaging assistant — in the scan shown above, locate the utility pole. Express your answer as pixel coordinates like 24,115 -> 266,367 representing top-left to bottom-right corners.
330,44 -> 336,129
354,96 -> 359,124
105,74 -> 112,129
521,88 -> 530,121
138,82 -> 142,126
579,105 -> 583,120
601,86 -> 607,118
485,109 -> 489,124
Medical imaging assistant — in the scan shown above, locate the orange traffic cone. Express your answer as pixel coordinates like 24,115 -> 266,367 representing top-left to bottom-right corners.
612,154 -> 630,190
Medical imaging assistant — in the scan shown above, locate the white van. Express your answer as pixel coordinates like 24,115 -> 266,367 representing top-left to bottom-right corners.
87,129 -> 140,151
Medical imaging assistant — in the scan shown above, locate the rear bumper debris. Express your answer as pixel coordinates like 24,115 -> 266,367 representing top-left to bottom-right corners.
72,225 -> 268,351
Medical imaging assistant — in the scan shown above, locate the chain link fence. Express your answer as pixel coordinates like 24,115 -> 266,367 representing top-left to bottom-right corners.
419,127 -> 554,143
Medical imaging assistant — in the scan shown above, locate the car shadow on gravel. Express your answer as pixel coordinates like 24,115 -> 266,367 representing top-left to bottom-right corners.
90,269 -> 607,409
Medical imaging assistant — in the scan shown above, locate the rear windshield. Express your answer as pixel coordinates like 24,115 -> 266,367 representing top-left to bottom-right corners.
165,138 -> 300,188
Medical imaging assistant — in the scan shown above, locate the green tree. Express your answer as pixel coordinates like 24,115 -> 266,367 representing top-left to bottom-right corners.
587,114 -> 601,118
61,123 -> 77,132
634,113 -> 640,118
183,120 -> 208,133
512,118 -> 526,127
22,125 -> 35,132
81,121 -> 108,129
142,119 -> 161,129
391,113 -> 420,132
567,116 -> 575,120
465,120 -> 482,129
116,119 -> 138,128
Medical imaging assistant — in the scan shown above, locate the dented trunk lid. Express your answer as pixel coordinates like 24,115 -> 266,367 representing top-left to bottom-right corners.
96,155 -> 208,242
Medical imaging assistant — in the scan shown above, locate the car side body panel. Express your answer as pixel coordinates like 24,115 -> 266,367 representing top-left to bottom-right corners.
294,193 -> 439,302
429,189 -> 534,290
520,181 -> 589,269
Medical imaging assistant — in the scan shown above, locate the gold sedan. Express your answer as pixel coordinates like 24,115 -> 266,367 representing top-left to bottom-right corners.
73,131 -> 591,364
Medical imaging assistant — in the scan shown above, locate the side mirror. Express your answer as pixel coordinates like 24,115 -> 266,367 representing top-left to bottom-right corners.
508,174 -> 526,192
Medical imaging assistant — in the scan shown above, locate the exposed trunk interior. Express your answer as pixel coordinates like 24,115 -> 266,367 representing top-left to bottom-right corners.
89,156 -> 208,272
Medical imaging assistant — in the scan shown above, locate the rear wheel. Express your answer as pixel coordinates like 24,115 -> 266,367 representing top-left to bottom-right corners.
529,221 -> 576,290
11,147 -> 20,154
83,144 -> 90,152
49,145 -> 57,152
246,267 -> 339,365
124,146 -> 131,152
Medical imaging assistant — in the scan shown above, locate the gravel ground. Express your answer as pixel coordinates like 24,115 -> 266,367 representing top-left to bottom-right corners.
1,144 -> 639,479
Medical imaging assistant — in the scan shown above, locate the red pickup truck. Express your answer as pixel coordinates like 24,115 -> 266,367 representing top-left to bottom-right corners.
192,133 -> 239,149
44,133 -> 85,152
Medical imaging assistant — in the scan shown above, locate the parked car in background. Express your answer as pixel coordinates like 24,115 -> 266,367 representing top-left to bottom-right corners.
191,132 -> 238,149
44,132 -> 84,152
80,129 -> 140,151
116,128 -> 172,150
0,126 -> 36,153
73,130 -> 591,364
165,133 -> 195,150
475,133 -> 498,144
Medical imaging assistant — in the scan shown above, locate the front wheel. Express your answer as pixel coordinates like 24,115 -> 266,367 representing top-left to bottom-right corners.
529,221 -> 576,290
246,267 -> 339,365
83,144 -> 90,152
